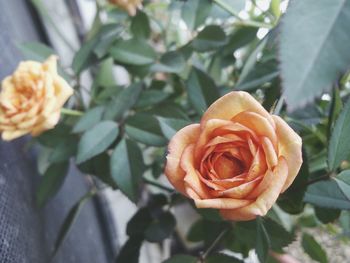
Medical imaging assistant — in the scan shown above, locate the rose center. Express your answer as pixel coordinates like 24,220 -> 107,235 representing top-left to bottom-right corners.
214,155 -> 244,179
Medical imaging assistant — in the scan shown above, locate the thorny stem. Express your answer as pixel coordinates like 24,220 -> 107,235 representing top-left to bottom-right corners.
200,229 -> 229,260
143,178 -> 174,193
61,108 -> 84,116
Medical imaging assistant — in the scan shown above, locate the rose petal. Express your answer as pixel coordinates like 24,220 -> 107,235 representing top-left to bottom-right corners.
232,111 -> 278,148
212,176 -> 262,199
246,148 -> 267,180
2,129 -> 30,141
202,174 -> 246,189
195,119 -> 258,160
185,186 -> 201,199
201,91 -> 275,128
246,170 -> 274,199
165,124 -> 201,195
220,157 -> 288,221
195,198 -> 252,209
272,115 -> 302,191
261,137 -> 278,169
208,134 -> 244,145
181,145 -> 211,199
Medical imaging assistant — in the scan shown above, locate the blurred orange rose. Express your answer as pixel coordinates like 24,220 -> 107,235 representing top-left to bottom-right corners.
165,91 -> 302,221
0,56 -> 73,141
108,0 -> 142,16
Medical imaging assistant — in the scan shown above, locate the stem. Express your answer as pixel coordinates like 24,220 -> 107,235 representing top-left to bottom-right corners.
234,20 -> 273,29
213,0 -> 241,19
307,174 -> 331,186
143,178 -> 174,193
61,108 -> 84,116
201,229 -> 228,260
213,0 -> 273,29
274,96 -> 285,115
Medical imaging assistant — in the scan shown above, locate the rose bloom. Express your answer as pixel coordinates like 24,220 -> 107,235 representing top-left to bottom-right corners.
165,91 -> 302,221
0,56 -> 73,141
109,0 -> 142,16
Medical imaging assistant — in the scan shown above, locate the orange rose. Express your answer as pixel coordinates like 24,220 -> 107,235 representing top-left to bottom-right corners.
108,0 -> 142,16
165,91 -> 302,221
0,56 -> 73,141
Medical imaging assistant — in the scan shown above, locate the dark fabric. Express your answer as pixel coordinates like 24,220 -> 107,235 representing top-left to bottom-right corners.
0,1 -> 116,262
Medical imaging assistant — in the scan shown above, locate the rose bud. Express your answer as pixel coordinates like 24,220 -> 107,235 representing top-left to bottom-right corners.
108,0 -> 143,16
165,91 -> 302,221
0,56 -> 73,141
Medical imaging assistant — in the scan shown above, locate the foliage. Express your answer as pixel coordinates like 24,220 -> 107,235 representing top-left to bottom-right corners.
15,0 -> 350,262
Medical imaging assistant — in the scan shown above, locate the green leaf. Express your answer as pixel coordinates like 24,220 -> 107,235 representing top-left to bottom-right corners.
181,0 -> 212,30
263,218 -> 295,251
134,90 -> 170,109
37,123 -> 71,147
304,179 -> 350,209
196,208 -> 223,222
51,190 -> 95,259
327,87 -> 343,139
222,27 -> 258,56
314,207 -> 341,224
115,236 -> 143,263
72,39 -> 97,74
235,34 -> 268,88
110,38 -> 156,65
125,113 -> 167,147
236,59 -> 279,91
334,170 -> 350,199
76,121 -> 119,164
131,10 -> 151,39
72,24 -> 122,74
127,208 -> 153,237
93,24 -> 122,58
145,103 -> 189,120
36,162 -> 69,207
163,255 -> 197,263
110,139 -> 145,202
302,233 -> 327,263
95,86 -> 122,104
256,218 -> 270,263
340,211 -> 350,235
151,51 -> 186,73
157,117 -> 191,140
73,106 -> 105,133
93,58 -> 117,89
17,42 -> 55,61
145,211 -> 176,243
78,153 -> 116,187
279,0 -> 350,109
228,221 -> 256,257
192,25 -> 227,52
328,98 -> 350,171
49,136 -> 77,163
103,82 -> 143,121
186,67 -> 220,114
187,219 -> 229,246
205,253 -> 243,263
